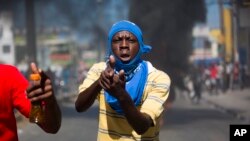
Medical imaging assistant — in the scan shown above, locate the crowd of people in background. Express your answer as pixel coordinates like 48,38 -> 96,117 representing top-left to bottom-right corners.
184,60 -> 249,104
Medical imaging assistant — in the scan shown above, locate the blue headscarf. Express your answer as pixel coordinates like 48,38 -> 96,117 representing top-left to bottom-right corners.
104,20 -> 152,114
106,20 -> 152,72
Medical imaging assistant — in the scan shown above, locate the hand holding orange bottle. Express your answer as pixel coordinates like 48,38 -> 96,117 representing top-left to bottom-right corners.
28,63 -> 45,124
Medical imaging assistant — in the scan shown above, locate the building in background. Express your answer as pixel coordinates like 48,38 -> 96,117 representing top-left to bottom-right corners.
219,0 -> 250,73
192,24 -> 222,66
236,0 -> 250,73
191,0 -> 223,66
199,0 -> 250,74
0,12 -> 15,65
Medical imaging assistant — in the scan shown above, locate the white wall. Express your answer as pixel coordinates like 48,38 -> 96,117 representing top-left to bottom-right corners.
0,12 -> 15,65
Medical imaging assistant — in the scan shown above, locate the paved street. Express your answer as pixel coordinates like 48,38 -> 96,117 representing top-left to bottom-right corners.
202,88 -> 250,123
159,91 -> 246,141
18,101 -> 99,141
18,90 -> 248,141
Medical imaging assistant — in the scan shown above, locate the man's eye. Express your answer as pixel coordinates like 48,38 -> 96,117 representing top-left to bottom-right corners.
129,39 -> 136,43
112,39 -> 120,43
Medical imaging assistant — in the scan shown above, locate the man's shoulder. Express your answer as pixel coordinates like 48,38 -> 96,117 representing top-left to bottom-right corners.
88,62 -> 106,73
92,62 -> 106,67
90,62 -> 106,69
0,64 -> 22,84
0,64 -> 18,72
0,64 -> 15,68
149,69 -> 171,82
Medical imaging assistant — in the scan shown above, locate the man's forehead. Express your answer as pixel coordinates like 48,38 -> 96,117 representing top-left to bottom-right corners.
114,31 -> 135,37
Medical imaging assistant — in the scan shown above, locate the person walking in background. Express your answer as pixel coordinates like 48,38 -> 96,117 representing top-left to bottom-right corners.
190,64 -> 203,104
0,62 -> 61,141
61,65 -> 71,99
209,63 -> 218,94
203,65 -> 211,92
240,64 -> 247,89
225,61 -> 233,91
231,62 -> 240,90
75,20 -> 171,141
217,61 -> 224,92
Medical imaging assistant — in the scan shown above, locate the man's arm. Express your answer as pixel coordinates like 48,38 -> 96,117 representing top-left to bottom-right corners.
100,56 -> 153,134
75,56 -> 117,112
109,81 -> 153,135
39,88 -> 61,134
26,63 -> 61,133
75,80 -> 102,112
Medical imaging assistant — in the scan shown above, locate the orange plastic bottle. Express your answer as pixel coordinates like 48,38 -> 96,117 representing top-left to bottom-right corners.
29,73 -> 44,124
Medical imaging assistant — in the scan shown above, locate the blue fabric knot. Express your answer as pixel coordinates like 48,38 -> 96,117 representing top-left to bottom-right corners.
104,61 -> 148,114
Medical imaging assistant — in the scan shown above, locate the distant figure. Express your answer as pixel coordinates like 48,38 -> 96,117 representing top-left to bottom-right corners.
75,20 -> 171,140
184,73 -> 195,99
240,64 -> 247,89
190,65 -> 203,104
61,65 -> 71,98
209,63 -> 218,94
217,62 -> 225,92
225,62 -> 233,90
232,62 -> 240,90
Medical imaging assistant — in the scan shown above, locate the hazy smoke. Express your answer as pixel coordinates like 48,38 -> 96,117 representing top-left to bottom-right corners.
129,0 -> 206,98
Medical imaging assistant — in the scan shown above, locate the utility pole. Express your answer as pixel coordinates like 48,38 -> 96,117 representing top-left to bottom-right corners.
232,0 -> 239,62
218,0 -> 225,61
220,0 -> 234,63
25,0 -> 37,63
